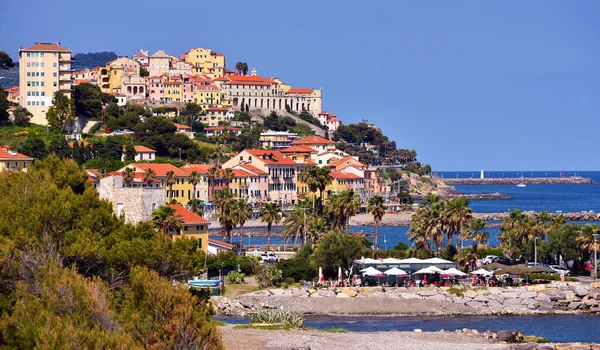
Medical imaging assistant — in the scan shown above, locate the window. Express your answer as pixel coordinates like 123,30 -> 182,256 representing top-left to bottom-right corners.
196,225 -> 201,231
53,62 -> 57,67
41,101 -> 45,106
23,162 -> 27,168
53,82 -> 57,87
41,82 -> 45,87
184,226 -> 188,231
41,62 -> 44,67
53,72 -> 57,77
117,203 -> 124,217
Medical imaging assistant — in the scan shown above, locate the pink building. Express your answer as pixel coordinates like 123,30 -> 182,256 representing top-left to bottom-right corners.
146,75 -> 165,102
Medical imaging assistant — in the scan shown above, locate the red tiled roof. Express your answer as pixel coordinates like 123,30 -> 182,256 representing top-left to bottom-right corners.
210,52 -> 225,57
68,141 -> 91,148
234,163 -> 268,175
195,84 -> 220,91
206,107 -> 229,112
168,204 -> 209,224
243,150 -> 297,165
213,77 -> 229,81
128,163 -> 189,177
208,238 -> 233,249
109,171 -> 161,183
73,79 -> 90,84
5,86 -> 19,93
181,164 -> 217,174
205,126 -> 241,131
133,52 -> 147,57
134,145 -> 155,153
164,81 -> 181,85
329,156 -> 364,167
280,145 -> 318,153
0,146 -> 32,160
286,88 -> 313,94
174,123 -> 192,130
21,42 -> 70,52
292,136 -> 336,145
330,172 -> 363,180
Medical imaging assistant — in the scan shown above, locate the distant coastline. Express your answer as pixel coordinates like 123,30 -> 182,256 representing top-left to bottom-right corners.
442,177 -> 595,185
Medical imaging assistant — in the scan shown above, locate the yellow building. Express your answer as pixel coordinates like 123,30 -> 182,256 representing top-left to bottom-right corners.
194,84 -> 222,109
18,42 -> 73,125
163,81 -> 183,102
116,163 -> 192,205
181,48 -> 226,78
98,57 -> 140,93
203,107 -> 232,127
0,146 -> 33,173
168,204 -> 209,253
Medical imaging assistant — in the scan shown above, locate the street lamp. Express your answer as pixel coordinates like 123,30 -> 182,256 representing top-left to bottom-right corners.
534,237 -> 538,266
178,148 -> 182,161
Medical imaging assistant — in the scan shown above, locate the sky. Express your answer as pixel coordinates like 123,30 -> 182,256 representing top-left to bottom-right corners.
1,0 -> 599,171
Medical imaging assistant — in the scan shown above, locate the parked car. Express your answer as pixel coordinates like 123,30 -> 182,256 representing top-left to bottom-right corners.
493,256 -> 513,265
549,265 -> 571,276
105,128 -> 112,134
482,255 -> 499,265
268,253 -> 278,263
260,253 -> 270,263
114,129 -> 134,135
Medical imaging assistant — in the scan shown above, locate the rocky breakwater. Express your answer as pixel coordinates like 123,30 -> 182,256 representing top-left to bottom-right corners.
475,211 -> 600,222
213,282 -> 600,317
443,177 -> 595,185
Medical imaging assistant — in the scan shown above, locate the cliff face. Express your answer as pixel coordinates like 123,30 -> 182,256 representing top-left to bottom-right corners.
409,174 -> 457,199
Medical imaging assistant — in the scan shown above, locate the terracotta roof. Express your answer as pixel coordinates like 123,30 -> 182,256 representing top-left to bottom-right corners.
73,79 -> 89,84
168,204 -> 209,224
164,81 -> 181,85
330,172 -> 363,180
233,163 -> 268,175
5,86 -> 19,93
280,145 -> 318,154
213,77 -> 229,81
210,52 -> 224,57
243,150 -> 297,165
292,136 -> 336,145
286,88 -> 313,94
205,126 -> 241,131
109,171 -> 161,183
134,145 -> 155,153
208,238 -> 233,249
68,141 -> 91,148
195,84 -> 220,91
150,50 -> 169,58
174,123 -> 191,130
300,159 -> 316,165
181,164 -> 218,174
133,52 -> 147,57
0,146 -> 33,160
206,107 -> 229,112
329,156 -> 364,168
127,163 -> 189,177
21,42 -> 70,52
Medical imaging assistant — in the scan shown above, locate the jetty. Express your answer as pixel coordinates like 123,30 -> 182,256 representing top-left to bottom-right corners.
443,177 -> 595,185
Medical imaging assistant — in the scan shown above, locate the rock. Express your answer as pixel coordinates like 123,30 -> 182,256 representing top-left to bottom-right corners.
336,292 -> 351,298
466,301 -> 486,308
269,288 -> 285,296
414,329 -> 422,333
488,294 -> 505,304
591,282 -> 600,288
247,290 -> 271,297
574,286 -> 589,298
535,294 -> 552,303
568,301 -> 582,310
473,295 -> 489,302
339,288 -> 358,297
293,289 -> 308,297
504,298 -> 524,306
400,293 -> 422,300
497,331 -> 519,343
464,290 -> 478,298
452,297 -> 469,304
564,291 -> 577,301
428,294 -> 448,302
502,292 -> 519,299
419,290 -> 438,297
584,299 -> 599,307
520,292 -> 537,299
317,289 -> 335,298
508,342 -> 540,350
476,289 -> 490,295
540,290 -> 566,301
487,300 -> 502,308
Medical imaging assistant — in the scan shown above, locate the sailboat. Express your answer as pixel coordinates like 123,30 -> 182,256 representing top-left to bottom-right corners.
517,166 -> 526,187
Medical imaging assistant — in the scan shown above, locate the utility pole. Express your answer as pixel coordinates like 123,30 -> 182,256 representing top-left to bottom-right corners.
534,237 -> 537,266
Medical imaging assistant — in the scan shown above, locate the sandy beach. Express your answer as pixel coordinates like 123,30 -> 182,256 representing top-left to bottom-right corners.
219,324 -> 507,350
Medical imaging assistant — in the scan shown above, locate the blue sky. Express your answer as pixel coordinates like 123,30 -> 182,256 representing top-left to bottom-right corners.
2,0 -> 599,171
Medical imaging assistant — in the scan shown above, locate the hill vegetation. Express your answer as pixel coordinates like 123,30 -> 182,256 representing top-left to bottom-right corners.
73,52 -> 118,70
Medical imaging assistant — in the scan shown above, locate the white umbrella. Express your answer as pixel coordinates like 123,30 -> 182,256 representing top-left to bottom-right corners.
426,265 -> 445,273
422,257 -> 454,264
413,267 -> 436,275
384,267 -> 408,276
361,267 -> 383,276
397,257 -> 425,264
382,258 -> 404,264
471,268 -> 492,276
442,268 -> 467,277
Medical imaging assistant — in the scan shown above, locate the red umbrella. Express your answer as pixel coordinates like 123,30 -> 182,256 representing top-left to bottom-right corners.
423,275 -> 427,284
472,274 -> 477,286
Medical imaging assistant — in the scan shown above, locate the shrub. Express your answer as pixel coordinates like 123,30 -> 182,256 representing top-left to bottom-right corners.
251,310 -> 304,328
447,286 -> 466,297
225,271 -> 245,284
284,277 -> 295,285
276,246 -> 317,282
477,247 -> 505,259
254,265 -> 282,289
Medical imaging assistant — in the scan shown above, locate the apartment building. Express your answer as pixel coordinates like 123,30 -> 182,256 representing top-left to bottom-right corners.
18,42 -> 73,125
181,48 -> 226,78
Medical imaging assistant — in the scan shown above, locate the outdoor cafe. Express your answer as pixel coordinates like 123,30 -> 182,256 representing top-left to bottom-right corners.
353,257 -> 463,287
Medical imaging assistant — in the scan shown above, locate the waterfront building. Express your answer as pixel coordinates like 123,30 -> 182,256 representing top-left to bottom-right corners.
179,164 -> 224,202
97,172 -> 165,224
18,42 -> 73,125
116,163 -> 191,205
222,149 -> 298,205
167,204 -> 209,253
0,146 -> 33,173
208,239 -> 234,254
228,163 -> 269,205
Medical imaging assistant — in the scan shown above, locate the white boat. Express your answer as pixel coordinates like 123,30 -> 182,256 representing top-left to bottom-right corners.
517,166 -> 526,187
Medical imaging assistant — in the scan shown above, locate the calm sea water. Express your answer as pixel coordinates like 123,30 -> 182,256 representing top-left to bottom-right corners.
215,315 -> 600,343
435,170 -> 600,213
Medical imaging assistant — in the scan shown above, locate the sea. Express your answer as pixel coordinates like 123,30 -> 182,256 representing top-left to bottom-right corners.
212,171 -> 600,250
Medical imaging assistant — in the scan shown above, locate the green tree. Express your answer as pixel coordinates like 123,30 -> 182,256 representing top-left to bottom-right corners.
462,218 -> 488,254
233,199 -> 253,250
152,205 -> 182,235
0,87 -> 9,123
443,197 -> 472,249
259,202 -> 282,250
214,189 -> 236,243
142,168 -> 156,185
72,82 -> 116,119
46,92 -> 75,133
165,170 -> 176,199
577,224 -> 599,258
0,51 -> 15,70
313,231 -> 363,277
187,199 -> 205,216
122,166 -> 134,185
181,102 -> 202,129
139,66 -> 149,77
17,136 -> 49,160
188,170 -> 201,199
367,195 -> 386,256
282,206 -> 307,246
12,106 -> 32,126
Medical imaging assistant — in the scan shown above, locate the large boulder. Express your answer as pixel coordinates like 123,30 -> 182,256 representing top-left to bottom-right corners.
269,288 -> 285,296
502,292 -> 519,299
399,293 -> 422,300
568,301 -> 582,310
316,289 -> 335,297
339,288 -> 358,297
419,289 -> 438,297
574,286 -> 589,298
520,292 -> 537,299
464,290 -> 478,298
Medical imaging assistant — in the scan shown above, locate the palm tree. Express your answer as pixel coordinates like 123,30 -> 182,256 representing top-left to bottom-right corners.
152,206 -> 182,236
123,167 -> 134,185
222,168 -> 234,190
207,166 -> 220,201
463,218 -> 488,254
443,197 -> 472,249
282,206 -> 306,247
187,198 -> 205,216
307,217 -> 327,247
143,168 -> 156,185
303,167 -> 321,212
455,250 -> 478,273
188,170 -> 201,200
214,189 -> 236,243
233,199 -> 253,250
211,146 -> 224,168
338,190 -> 360,233
577,224 -> 599,258
315,167 -> 332,214
259,202 -> 282,250
165,170 -> 176,199
367,195 -> 386,256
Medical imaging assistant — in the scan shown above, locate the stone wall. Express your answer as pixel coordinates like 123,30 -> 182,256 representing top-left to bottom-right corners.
97,176 -> 166,224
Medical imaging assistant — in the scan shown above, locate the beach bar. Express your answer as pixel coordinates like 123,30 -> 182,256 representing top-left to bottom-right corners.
353,257 -> 457,286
